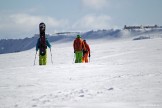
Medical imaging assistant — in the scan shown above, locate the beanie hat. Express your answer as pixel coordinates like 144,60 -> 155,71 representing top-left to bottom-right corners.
77,35 -> 81,38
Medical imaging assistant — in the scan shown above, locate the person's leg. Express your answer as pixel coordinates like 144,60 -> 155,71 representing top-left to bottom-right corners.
75,51 -> 83,63
39,55 -> 43,65
78,51 -> 83,63
42,53 -> 47,65
82,56 -> 85,63
75,52 -> 79,63
82,51 -> 86,63
84,53 -> 89,63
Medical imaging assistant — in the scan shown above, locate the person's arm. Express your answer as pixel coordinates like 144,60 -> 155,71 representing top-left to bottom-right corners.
46,39 -> 51,48
73,40 -> 76,53
87,44 -> 90,57
87,44 -> 90,54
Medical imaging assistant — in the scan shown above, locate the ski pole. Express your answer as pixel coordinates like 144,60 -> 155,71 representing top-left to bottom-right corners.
89,57 -> 90,63
73,53 -> 75,63
34,51 -> 37,65
89,53 -> 91,63
50,48 -> 53,64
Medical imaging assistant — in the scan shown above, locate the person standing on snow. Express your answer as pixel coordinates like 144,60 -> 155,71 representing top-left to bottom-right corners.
36,22 -> 51,65
82,40 -> 91,63
73,35 -> 85,63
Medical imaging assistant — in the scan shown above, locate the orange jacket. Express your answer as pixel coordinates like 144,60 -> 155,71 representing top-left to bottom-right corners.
73,38 -> 85,51
83,41 -> 90,54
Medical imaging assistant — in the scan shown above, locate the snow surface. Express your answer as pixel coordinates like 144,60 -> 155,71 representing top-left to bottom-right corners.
0,33 -> 162,108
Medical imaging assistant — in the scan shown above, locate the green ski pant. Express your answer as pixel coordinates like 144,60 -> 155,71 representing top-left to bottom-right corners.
39,53 -> 47,65
75,51 -> 83,63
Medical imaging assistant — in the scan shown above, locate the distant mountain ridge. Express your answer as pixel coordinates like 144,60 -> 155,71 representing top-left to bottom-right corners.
0,34 -> 74,54
0,29 -> 162,54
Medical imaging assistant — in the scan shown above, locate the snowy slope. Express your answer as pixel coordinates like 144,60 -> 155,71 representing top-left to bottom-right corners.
0,35 -> 162,108
0,34 -> 74,54
1,28 -> 162,54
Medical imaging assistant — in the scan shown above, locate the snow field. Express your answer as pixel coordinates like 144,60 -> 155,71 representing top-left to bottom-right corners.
0,37 -> 162,108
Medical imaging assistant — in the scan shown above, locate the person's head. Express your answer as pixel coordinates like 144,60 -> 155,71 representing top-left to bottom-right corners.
77,35 -> 81,38
83,39 -> 86,43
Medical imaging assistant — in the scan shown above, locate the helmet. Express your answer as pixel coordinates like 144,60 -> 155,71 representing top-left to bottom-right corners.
77,35 -> 81,38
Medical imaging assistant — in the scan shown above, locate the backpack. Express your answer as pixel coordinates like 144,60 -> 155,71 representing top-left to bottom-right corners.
39,22 -> 47,56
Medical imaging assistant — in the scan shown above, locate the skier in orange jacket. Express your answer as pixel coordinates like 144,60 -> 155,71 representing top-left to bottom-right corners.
82,40 -> 91,63
73,35 -> 86,63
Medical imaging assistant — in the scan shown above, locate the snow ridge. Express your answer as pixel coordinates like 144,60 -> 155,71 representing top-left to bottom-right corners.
0,29 -> 162,54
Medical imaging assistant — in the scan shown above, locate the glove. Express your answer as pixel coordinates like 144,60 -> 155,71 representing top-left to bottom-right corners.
89,54 -> 91,57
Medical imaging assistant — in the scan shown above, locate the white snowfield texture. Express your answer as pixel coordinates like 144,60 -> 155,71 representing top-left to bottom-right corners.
0,31 -> 162,108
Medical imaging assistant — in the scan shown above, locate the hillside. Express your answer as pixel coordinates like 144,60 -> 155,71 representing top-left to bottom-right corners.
1,28 -> 162,54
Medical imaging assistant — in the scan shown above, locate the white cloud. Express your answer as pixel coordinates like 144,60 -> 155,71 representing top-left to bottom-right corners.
72,14 -> 112,31
0,13 -> 115,39
0,13 -> 69,38
10,14 -> 68,30
10,14 -> 42,27
82,0 -> 109,10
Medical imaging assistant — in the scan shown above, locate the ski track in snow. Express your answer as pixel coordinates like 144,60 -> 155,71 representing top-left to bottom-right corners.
0,37 -> 162,108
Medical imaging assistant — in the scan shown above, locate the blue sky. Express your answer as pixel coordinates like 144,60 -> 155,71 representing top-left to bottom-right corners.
0,0 -> 162,39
